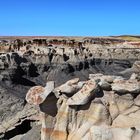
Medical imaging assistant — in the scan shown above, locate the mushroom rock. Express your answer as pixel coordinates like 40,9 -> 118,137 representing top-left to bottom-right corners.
67,80 -> 100,105
54,78 -> 85,97
26,86 -> 45,105
24,74 -> 140,140
26,81 -> 55,105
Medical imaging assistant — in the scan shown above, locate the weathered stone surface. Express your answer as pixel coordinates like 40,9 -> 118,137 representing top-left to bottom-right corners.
134,94 -> 140,106
67,80 -> 100,105
24,74 -> 140,140
10,125 -> 41,140
90,126 -> 138,140
98,80 -> 111,91
112,79 -> 140,94
53,78 -> 84,97
0,103 -> 39,137
26,81 -> 55,105
132,61 -> 140,72
89,73 -> 115,83
112,109 -> 140,127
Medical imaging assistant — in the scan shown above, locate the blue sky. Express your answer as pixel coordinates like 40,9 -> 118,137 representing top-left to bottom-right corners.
0,0 -> 140,36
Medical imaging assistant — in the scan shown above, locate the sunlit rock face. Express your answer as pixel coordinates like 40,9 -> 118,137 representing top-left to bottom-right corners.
0,36 -> 140,139
25,73 -> 140,140
0,37 -> 139,89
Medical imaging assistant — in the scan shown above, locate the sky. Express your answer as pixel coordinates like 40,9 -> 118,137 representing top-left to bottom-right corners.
0,0 -> 140,36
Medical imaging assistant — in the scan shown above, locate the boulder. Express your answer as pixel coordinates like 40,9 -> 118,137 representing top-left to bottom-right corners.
26,81 -> 54,105
67,80 -> 100,105
112,79 -> 140,94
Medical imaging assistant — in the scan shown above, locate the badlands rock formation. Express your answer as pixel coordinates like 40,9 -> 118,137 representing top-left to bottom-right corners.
0,36 -> 140,139
25,73 -> 140,140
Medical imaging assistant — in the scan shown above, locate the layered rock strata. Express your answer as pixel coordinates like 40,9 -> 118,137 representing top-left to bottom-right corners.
26,72 -> 140,140
0,37 -> 140,139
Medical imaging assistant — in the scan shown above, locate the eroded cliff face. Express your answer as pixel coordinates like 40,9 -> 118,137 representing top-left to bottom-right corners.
0,36 -> 140,139
0,37 -> 140,87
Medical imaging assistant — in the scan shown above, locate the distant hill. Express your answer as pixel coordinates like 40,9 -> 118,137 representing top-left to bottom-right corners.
115,35 -> 140,42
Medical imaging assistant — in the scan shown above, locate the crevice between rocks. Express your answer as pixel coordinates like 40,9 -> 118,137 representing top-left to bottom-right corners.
1,119 -> 35,139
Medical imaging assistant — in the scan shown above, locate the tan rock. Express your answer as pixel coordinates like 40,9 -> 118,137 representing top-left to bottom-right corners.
51,98 -> 69,140
102,91 -> 119,120
67,80 -> 100,105
113,109 -> 140,127
116,94 -> 134,113
23,74 -> 140,140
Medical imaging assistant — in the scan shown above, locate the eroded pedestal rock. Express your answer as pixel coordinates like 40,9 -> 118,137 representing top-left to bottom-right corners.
26,73 -> 140,140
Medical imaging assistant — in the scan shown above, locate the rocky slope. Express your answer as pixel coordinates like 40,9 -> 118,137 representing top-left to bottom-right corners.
0,36 -> 140,139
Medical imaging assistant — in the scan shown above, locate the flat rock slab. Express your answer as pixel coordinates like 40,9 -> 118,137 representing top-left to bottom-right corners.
112,79 -> 140,94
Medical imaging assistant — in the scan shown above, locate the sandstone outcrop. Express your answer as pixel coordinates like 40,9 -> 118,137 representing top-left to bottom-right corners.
25,73 -> 140,140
